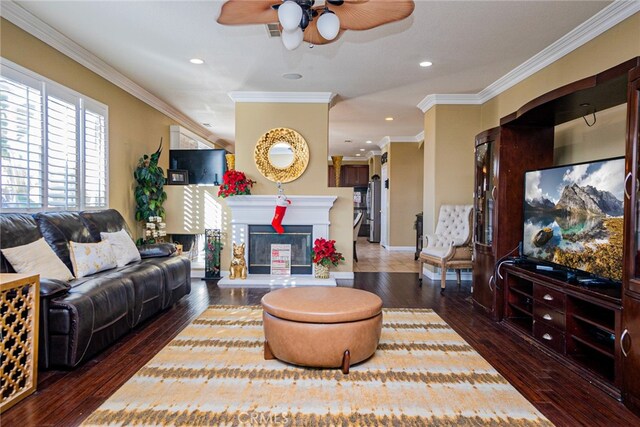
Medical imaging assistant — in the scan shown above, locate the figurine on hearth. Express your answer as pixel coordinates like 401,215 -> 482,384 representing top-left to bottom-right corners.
271,183 -> 291,234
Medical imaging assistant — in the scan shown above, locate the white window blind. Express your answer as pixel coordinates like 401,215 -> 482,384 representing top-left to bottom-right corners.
83,108 -> 108,208
0,60 -> 108,211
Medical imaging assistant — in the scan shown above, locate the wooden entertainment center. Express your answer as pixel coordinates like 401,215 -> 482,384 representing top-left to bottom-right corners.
472,57 -> 640,413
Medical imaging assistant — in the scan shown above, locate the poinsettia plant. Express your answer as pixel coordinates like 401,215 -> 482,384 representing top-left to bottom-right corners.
217,170 -> 256,198
311,238 -> 345,267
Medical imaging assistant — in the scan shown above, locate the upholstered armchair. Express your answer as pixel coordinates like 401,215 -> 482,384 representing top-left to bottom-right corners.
418,205 -> 473,290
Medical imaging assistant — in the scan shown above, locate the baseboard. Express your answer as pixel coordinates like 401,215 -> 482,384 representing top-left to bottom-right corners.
192,267 -> 353,280
421,265 -> 472,281
331,271 -> 355,279
384,246 -> 415,252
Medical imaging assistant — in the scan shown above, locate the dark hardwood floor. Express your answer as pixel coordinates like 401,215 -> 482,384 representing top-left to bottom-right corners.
4,273 -> 640,426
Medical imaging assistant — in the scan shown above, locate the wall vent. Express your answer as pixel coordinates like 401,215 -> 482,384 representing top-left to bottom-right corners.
266,23 -> 281,38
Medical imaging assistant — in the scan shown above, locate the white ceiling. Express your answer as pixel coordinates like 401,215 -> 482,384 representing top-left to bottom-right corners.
11,1 -> 613,157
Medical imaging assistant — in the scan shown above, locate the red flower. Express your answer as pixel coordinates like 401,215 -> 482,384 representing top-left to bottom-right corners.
311,238 -> 344,267
217,170 -> 255,197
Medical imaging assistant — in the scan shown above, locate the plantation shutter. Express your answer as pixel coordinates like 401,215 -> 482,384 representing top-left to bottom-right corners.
0,71 -> 45,209
83,107 -> 108,208
0,59 -> 109,212
46,92 -> 78,209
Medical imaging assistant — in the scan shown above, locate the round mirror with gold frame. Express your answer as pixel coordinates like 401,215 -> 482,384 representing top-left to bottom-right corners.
254,127 -> 309,183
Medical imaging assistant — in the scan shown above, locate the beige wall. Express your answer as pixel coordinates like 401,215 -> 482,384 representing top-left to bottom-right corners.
234,103 -> 354,272
422,13 -> 639,236
0,19 -> 211,237
369,155 -> 381,179
554,104 -> 627,164
422,105 -> 481,235
423,108 -> 437,234
481,13 -> 640,130
389,143 -> 423,246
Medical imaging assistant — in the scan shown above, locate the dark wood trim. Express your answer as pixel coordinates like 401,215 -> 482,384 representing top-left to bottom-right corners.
501,57 -> 640,127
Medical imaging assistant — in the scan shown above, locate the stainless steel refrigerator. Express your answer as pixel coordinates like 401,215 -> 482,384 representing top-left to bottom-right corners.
367,179 -> 381,243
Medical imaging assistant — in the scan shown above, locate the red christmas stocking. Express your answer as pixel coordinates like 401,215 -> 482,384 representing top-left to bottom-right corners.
271,205 -> 287,234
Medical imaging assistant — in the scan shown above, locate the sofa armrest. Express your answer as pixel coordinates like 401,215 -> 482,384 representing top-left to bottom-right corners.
138,243 -> 177,259
40,278 -> 71,298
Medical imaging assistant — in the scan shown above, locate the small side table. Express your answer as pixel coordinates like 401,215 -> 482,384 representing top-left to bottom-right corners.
1,273 -> 40,413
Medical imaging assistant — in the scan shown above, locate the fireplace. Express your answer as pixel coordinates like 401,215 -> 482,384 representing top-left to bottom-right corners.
248,225 -> 313,274
219,195 -> 338,287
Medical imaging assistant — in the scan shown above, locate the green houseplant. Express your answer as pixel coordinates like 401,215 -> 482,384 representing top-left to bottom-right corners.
134,140 -> 167,244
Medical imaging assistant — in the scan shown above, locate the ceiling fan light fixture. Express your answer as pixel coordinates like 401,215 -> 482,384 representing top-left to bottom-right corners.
282,27 -> 304,50
278,1 -> 303,31
317,9 -> 340,40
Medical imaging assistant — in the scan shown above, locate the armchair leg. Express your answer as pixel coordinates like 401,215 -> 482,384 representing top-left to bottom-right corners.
353,241 -> 358,263
440,265 -> 447,290
418,260 -> 423,287
456,269 -> 462,285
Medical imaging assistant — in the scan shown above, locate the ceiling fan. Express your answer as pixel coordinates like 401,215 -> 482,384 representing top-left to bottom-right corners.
217,0 -> 415,50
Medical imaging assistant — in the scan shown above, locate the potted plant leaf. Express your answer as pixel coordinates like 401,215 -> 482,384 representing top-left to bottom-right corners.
134,139 -> 167,245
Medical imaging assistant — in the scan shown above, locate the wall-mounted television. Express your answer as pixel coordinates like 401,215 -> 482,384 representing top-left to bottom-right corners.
522,157 -> 625,283
169,149 -> 227,185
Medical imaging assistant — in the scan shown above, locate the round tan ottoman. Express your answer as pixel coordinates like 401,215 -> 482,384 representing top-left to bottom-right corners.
261,286 -> 383,374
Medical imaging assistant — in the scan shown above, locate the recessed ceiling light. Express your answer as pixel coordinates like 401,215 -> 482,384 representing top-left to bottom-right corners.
282,73 -> 303,80
355,153 -> 361,157
344,139 -> 352,143
190,58 -> 205,65
359,148 -> 365,151
202,123 -> 212,128
366,140 -> 372,144
419,61 -> 433,67
385,117 -> 394,121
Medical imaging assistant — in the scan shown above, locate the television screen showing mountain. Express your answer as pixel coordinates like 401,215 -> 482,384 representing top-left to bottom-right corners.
522,157 -> 625,282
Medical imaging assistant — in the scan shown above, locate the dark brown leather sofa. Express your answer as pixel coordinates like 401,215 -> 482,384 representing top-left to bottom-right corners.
0,209 -> 191,368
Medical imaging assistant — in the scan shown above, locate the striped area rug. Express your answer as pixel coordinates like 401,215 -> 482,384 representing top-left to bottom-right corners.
83,306 -> 553,426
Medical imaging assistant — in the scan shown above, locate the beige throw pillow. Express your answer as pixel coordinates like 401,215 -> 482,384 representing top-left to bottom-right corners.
69,240 -> 117,279
1,237 -> 74,281
100,228 -> 141,267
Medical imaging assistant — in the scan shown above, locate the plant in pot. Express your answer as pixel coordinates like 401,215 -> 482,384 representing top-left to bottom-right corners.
311,238 -> 344,279
217,169 -> 255,197
134,140 -> 167,245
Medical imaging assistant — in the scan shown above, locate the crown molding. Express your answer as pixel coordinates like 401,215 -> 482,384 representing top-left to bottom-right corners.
366,150 -> 382,160
417,1 -> 640,112
417,94 -> 482,113
378,136 -> 390,149
0,1 -> 226,148
228,91 -> 336,105
477,0 -> 640,103
415,130 -> 424,142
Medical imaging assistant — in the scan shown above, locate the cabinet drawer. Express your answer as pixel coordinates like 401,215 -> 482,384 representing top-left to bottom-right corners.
533,321 -> 565,354
534,302 -> 566,331
533,284 -> 565,311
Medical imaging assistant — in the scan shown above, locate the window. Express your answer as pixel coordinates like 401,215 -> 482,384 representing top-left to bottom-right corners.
0,59 -> 108,211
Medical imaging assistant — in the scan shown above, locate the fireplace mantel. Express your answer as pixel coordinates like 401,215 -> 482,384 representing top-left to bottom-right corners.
225,195 -> 337,226
219,195 -> 338,287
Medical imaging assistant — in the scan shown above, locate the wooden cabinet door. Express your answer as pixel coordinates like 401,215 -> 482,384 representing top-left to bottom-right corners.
472,129 -> 500,319
328,165 -> 336,187
622,297 -> 640,413
623,69 -> 640,416
355,166 -> 369,186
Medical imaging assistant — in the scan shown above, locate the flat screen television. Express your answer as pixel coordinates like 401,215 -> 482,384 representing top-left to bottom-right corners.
522,157 -> 625,283
169,149 -> 227,185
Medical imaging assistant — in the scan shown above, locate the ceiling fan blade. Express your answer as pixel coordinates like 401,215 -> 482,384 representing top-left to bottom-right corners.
217,0 -> 278,25
334,0 -> 414,31
303,20 -> 344,45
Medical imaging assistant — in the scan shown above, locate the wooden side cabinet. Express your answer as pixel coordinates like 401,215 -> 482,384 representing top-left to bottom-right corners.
328,165 -> 369,187
1,274 -> 40,413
